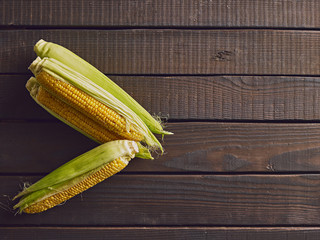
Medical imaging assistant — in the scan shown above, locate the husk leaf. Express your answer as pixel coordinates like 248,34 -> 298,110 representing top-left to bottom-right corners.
29,57 -> 163,153
34,39 -> 172,136
13,140 -> 138,212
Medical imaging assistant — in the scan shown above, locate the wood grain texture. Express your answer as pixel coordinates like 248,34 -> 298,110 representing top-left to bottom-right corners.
3,0 -> 320,238
3,74 -> 320,121
3,122 -> 320,173
2,174 -> 320,226
1,30 -> 320,75
1,227 -> 320,240
1,0 -> 320,29
0,75 -> 37,120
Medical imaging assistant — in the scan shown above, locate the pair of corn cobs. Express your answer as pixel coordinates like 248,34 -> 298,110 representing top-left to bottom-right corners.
13,40 -> 172,214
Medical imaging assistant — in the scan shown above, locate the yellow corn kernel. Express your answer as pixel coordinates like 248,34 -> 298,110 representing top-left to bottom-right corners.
36,71 -> 143,142
23,157 -> 128,214
36,86 -> 124,143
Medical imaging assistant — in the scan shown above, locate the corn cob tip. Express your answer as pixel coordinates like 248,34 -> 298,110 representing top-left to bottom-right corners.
25,77 -> 38,94
35,39 -> 46,50
28,56 -> 43,76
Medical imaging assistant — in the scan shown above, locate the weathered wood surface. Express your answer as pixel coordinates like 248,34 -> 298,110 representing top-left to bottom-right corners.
2,0 -> 320,29
2,174 -> 320,226
2,0 -> 320,239
1,30 -> 320,75
3,74 -> 320,121
1,227 -> 320,240
2,122 -> 320,174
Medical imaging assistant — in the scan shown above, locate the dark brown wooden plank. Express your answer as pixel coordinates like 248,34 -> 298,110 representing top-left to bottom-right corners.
2,174 -> 320,225
2,0 -> 320,29
0,75 -> 38,120
0,122 -> 97,174
3,74 -> 320,121
2,122 -> 320,173
1,30 -> 320,75
1,227 -> 320,240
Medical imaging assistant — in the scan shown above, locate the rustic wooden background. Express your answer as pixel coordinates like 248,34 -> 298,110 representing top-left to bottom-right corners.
1,0 -> 320,239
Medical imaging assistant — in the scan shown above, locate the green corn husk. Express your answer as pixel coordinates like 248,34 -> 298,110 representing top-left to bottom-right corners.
13,140 -> 138,213
26,76 -> 153,160
34,39 -> 173,136
28,56 -> 163,154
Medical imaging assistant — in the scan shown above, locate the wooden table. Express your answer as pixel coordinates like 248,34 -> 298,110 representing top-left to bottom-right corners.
1,1 -> 320,239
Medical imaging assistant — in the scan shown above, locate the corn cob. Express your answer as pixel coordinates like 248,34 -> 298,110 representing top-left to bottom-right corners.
34,83 -> 124,143
23,157 -> 128,214
34,39 -> 173,136
13,40 -> 173,214
14,140 -> 138,214
28,56 -> 163,154
35,71 -> 143,142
